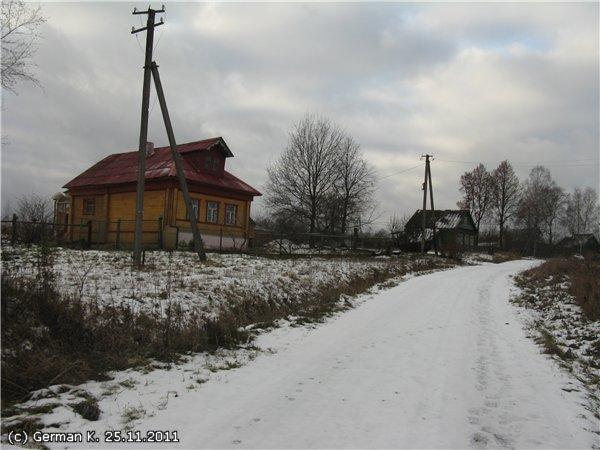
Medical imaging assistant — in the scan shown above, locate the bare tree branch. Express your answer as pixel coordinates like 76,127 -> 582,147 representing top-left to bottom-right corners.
1,0 -> 45,94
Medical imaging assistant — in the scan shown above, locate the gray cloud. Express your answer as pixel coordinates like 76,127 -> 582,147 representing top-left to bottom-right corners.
2,2 -> 598,228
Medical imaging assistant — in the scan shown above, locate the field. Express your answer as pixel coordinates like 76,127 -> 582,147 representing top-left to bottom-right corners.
1,245 -> 455,426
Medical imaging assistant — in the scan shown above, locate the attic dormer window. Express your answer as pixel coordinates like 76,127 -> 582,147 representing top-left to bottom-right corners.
205,155 -> 219,172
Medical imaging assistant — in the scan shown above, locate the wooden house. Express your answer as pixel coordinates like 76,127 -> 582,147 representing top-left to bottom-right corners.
403,209 -> 478,252
60,137 -> 261,249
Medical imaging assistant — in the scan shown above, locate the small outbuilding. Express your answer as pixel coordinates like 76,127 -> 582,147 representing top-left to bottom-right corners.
402,209 -> 478,253
557,234 -> 600,254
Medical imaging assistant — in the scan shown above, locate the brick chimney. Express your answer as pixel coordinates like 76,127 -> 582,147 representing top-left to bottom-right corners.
146,141 -> 155,157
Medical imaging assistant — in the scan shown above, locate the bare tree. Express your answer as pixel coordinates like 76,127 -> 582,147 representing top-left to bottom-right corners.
562,187 -> 600,236
490,160 -> 520,248
517,166 -> 563,253
333,136 -> 376,234
1,0 -> 45,93
16,193 -> 52,222
457,164 -> 493,243
540,184 -> 565,245
266,114 -> 344,234
388,212 -> 409,235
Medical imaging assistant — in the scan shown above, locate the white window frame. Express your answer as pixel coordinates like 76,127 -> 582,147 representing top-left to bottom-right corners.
206,201 -> 219,223
225,204 -> 237,226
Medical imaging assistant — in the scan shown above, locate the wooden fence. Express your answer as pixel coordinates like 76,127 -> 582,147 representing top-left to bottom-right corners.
1,215 -> 163,250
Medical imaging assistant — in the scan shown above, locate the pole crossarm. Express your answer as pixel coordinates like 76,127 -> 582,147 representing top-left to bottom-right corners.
132,6 -> 165,15
131,19 -> 163,35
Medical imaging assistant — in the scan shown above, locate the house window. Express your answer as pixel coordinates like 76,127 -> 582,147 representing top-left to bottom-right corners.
205,155 -> 219,172
206,201 -> 219,223
225,204 -> 237,226
187,199 -> 199,221
83,198 -> 95,215
57,202 -> 67,213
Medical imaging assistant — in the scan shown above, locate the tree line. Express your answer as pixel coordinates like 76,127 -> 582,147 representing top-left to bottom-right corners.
264,113 -> 376,235
457,161 -> 599,252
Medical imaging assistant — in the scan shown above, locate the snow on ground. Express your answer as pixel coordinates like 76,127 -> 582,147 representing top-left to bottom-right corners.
4,260 -> 598,449
462,252 -> 495,265
2,246 -> 433,319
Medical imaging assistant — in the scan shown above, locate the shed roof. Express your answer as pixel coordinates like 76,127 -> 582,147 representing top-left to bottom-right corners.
63,137 -> 261,196
405,209 -> 475,231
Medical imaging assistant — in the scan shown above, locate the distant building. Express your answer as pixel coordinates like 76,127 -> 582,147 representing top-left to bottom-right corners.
557,234 -> 600,254
402,209 -> 478,252
52,192 -> 71,225
60,137 -> 261,250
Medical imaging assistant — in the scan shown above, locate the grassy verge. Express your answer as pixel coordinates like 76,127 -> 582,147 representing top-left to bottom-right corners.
512,254 -> 600,419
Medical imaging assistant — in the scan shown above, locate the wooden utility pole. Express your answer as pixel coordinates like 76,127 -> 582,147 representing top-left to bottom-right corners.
421,159 -> 428,253
131,6 -> 164,265
426,156 -> 437,255
420,154 -> 437,255
151,62 -> 207,260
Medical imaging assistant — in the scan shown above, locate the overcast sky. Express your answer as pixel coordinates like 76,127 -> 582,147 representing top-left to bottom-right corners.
2,1 -> 598,228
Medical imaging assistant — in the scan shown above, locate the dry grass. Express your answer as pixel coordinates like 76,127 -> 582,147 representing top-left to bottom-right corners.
1,245 -> 454,409
513,253 -> 600,418
516,254 -> 600,321
490,251 -> 521,264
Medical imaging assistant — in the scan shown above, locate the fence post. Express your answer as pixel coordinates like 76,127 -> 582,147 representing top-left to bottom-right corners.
87,220 -> 92,249
158,217 -> 163,250
219,227 -> 223,251
352,227 -> 358,250
11,213 -> 17,245
116,219 -> 121,250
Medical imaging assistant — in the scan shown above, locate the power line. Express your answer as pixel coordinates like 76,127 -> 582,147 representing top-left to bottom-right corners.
153,8 -> 166,53
436,158 -> 598,168
378,163 -> 424,180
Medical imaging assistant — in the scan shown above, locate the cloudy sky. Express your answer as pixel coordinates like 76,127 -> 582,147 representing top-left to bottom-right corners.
2,1 -> 598,228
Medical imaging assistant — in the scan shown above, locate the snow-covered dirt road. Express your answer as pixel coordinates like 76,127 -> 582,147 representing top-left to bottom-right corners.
80,261 -> 600,448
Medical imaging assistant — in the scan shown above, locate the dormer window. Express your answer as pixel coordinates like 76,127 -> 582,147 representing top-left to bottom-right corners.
205,155 -> 219,172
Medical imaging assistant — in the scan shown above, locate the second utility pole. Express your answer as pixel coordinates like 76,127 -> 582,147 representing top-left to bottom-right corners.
131,6 -> 164,265
420,154 -> 437,255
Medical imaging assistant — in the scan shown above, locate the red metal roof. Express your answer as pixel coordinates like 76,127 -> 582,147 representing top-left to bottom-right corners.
63,137 -> 261,196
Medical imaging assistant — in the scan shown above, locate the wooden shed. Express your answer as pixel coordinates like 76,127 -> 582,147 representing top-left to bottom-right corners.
403,209 -> 478,252
557,234 -> 600,254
